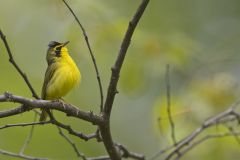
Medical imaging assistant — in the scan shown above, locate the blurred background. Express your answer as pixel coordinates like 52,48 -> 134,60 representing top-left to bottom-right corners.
1,0 -> 240,159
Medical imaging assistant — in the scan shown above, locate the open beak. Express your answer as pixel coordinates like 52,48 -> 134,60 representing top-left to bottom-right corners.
62,41 -> 70,47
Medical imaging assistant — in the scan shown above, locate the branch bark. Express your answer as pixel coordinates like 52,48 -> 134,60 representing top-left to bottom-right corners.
0,30 -> 39,99
150,100 -> 240,160
62,0 -> 104,112
0,149 -> 48,160
0,93 -> 103,125
99,0 -> 150,159
0,0 -> 150,159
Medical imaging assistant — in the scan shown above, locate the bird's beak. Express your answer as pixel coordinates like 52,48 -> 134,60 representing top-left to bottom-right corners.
62,41 -> 70,47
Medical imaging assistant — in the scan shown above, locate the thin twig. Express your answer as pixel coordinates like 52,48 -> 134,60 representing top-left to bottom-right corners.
163,101 -> 240,160
57,127 -> 87,160
0,116 -> 97,142
19,112 -> 38,155
0,148 -> 48,160
149,100 -> 240,160
224,125 -> 240,145
87,155 -> 110,160
165,64 -> 177,145
48,112 -> 98,141
0,121 -> 51,130
174,132 -> 240,160
0,29 -> 39,99
116,143 -> 145,160
62,0 -> 104,112
148,145 -> 175,160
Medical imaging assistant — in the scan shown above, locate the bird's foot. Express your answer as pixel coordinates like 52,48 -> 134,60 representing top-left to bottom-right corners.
53,99 -> 66,110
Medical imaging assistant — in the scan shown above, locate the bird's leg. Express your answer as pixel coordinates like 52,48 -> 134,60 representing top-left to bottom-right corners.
59,99 -> 80,116
53,99 -> 66,110
59,98 -> 66,110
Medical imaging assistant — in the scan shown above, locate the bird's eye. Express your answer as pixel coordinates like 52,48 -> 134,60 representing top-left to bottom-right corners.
55,46 -> 61,57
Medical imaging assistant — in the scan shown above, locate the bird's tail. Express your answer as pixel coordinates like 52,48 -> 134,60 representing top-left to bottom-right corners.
39,109 -> 49,121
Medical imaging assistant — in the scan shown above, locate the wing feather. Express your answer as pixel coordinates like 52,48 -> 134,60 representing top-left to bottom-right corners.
41,64 -> 58,99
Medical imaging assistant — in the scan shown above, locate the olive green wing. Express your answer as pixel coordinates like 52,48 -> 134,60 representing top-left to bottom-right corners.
41,64 -> 58,99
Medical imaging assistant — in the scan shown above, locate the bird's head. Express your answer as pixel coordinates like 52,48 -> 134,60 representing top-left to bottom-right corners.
46,41 -> 70,64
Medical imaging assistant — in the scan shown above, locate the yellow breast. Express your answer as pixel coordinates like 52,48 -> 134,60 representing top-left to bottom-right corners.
45,50 -> 81,100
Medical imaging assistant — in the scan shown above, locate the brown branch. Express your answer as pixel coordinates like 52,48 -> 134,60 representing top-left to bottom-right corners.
174,132 -> 240,160
165,64 -> 177,145
49,114 -> 98,141
0,29 -> 39,99
103,0 -> 149,117
116,143 -> 145,160
87,156 -> 110,160
0,148 -> 48,160
167,110 -> 238,159
0,116 -> 97,142
62,0 -> 104,112
0,1 -> 149,159
57,127 -> 87,160
99,0 -> 149,159
0,92 -> 103,125
19,113 -> 38,155
0,29 -> 42,157
149,100 -> 240,160
148,145 -> 175,160
0,121 -> 51,130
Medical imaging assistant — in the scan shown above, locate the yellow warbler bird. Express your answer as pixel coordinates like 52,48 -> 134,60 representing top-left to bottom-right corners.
40,41 -> 81,121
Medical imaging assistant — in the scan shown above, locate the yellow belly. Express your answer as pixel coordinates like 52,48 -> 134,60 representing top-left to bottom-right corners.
46,62 -> 81,100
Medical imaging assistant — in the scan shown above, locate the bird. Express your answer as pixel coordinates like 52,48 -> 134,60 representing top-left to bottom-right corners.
39,41 -> 81,121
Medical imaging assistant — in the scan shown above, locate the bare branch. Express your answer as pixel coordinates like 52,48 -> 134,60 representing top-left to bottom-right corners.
62,0 -> 104,112
0,116 -> 97,143
148,145 -> 175,160
0,148 -> 48,160
99,1 -> 149,159
19,113 -> 38,155
149,100 -> 240,160
174,132 -> 240,160
0,121 -> 51,130
116,143 -> 145,160
163,100 -> 240,160
0,1 -> 150,159
103,0 -> 149,117
87,155 -> 110,160
0,29 -> 39,99
57,127 -> 87,160
49,114 -> 98,141
165,64 -> 177,145
0,92 -> 103,125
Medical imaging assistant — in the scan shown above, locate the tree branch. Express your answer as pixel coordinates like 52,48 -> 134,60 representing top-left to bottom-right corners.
0,121 -> 51,130
103,0 -> 149,117
49,114 -> 98,141
174,132 -> 240,160
99,0 -> 149,159
19,113 -> 38,155
87,155 -> 110,160
0,92 -> 103,125
0,149 -> 48,160
62,0 -> 104,112
57,127 -> 87,160
116,143 -> 145,160
0,1 -> 150,159
165,64 -> 177,145
150,100 -> 240,160
0,30 -> 39,99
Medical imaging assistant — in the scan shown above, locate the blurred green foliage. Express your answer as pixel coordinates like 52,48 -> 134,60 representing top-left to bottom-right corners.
1,0 -> 240,160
